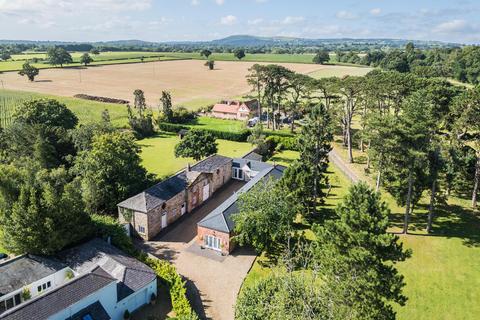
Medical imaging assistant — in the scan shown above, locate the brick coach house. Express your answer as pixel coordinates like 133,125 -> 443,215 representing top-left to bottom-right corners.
211,100 -> 257,120
118,155 -> 232,240
117,153 -> 285,255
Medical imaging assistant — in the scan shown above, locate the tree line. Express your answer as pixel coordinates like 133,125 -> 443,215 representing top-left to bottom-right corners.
234,104 -> 411,320
246,65 -> 479,229
0,99 -> 153,255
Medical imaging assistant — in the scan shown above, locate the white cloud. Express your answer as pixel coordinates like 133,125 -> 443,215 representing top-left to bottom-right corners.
191,0 -> 200,5
282,16 -> 305,25
0,0 -> 151,14
336,10 -> 357,20
370,8 -> 382,16
220,15 -> 237,25
247,18 -> 263,25
433,19 -> 470,33
215,0 -> 224,5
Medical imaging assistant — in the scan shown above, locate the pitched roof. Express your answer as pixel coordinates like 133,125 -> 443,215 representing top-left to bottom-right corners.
118,155 -> 232,212
0,267 -> 115,320
58,238 -> 156,302
190,154 -> 232,173
66,301 -> 111,320
242,150 -> 263,162
0,255 -> 66,296
117,171 -> 187,212
212,101 -> 251,114
198,161 -> 286,233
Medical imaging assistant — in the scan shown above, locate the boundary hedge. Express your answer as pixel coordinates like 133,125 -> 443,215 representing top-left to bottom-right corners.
158,122 -> 297,150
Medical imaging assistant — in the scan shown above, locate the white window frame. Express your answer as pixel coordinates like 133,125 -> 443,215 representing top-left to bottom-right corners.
204,235 -> 222,251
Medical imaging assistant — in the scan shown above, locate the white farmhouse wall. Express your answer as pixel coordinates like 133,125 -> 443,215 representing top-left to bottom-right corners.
50,278 -> 157,320
50,280 -> 117,320
0,267 -> 71,309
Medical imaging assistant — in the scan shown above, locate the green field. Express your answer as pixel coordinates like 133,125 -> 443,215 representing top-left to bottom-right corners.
308,65 -> 373,78
0,89 -> 130,127
138,132 -> 253,178
0,51 -> 366,72
242,148 -> 480,320
0,51 -> 185,72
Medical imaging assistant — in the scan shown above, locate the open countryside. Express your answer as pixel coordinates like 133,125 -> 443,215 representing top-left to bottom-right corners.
1,1 -> 480,320
0,60 -> 371,107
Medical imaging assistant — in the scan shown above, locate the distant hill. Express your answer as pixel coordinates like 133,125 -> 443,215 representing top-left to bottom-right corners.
208,35 -> 460,48
0,35 -> 462,49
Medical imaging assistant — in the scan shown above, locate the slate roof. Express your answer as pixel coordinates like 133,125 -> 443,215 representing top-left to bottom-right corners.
198,161 -> 286,233
118,154 -> 232,212
233,158 -> 272,172
0,255 -> 66,297
190,154 -> 232,173
117,171 -> 187,212
242,150 -> 263,162
0,267 -> 115,320
66,301 -> 111,320
58,238 -> 156,302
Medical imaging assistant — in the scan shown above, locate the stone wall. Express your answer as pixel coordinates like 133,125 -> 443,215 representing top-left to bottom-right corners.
197,226 -> 235,255
146,190 -> 186,240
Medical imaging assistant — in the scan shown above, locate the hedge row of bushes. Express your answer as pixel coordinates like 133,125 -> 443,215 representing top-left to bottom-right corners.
266,135 -> 299,151
144,257 -> 198,319
158,122 -> 251,142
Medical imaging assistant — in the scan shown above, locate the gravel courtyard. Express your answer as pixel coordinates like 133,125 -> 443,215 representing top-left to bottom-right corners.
137,181 -> 257,320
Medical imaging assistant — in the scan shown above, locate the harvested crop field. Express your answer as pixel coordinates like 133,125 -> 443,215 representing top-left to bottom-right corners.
0,60 -> 369,107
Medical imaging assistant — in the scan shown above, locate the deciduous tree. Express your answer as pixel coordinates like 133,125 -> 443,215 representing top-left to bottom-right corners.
174,129 -> 218,161
47,46 -> 73,67
74,132 -> 150,215
18,62 -> 39,81
80,53 -> 93,66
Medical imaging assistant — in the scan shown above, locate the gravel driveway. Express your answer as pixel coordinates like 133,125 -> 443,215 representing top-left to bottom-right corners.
137,181 -> 257,320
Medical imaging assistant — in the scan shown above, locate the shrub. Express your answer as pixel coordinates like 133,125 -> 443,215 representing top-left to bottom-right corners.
21,288 -> 31,301
266,135 -> 298,151
173,107 -> 197,124
158,122 -> 251,142
144,257 -> 197,318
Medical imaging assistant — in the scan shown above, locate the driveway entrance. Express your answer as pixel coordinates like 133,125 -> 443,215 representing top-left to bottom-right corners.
137,180 -> 257,320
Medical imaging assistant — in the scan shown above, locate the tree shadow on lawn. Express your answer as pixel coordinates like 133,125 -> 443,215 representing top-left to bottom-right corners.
136,132 -> 176,146
388,202 -> 480,247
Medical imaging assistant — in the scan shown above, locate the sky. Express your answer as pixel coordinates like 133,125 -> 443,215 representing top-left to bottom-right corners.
0,0 -> 479,44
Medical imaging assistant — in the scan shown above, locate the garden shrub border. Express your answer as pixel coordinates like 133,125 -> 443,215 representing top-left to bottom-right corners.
158,121 -> 298,150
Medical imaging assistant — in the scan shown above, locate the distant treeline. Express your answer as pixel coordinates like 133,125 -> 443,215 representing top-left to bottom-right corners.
343,43 -> 480,85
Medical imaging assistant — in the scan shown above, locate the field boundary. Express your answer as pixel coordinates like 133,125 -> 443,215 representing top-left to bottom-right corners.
0,57 -> 192,73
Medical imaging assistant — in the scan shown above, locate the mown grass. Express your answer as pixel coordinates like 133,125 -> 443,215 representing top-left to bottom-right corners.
329,142 -> 480,320
138,132 -> 253,178
243,145 -> 480,320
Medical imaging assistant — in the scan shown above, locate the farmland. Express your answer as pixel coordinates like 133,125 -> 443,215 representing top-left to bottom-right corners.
0,60 -> 367,108
0,51 -> 185,72
0,51 -> 355,73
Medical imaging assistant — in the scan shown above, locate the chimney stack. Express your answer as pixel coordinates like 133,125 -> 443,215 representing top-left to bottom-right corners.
187,163 -> 191,172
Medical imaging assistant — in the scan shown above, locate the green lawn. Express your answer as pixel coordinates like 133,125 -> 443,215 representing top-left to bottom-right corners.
243,147 -> 480,320
186,116 -> 246,132
138,132 -> 253,178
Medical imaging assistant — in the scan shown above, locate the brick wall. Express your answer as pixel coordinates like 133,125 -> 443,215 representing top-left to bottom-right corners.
197,226 -> 235,255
